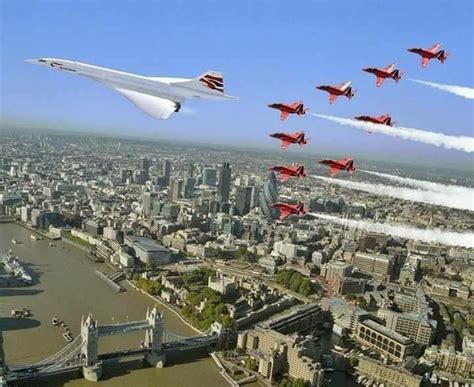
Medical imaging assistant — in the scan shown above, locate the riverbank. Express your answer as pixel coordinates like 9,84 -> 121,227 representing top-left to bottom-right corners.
127,280 -> 204,336
0,223 -> 228,387
15,221 -> 60,240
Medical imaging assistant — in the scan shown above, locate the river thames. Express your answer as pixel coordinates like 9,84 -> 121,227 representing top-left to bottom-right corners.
0,223 -> 226,386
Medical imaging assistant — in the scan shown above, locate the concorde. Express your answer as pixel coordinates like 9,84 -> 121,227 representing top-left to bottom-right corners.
26,58 -> 238,119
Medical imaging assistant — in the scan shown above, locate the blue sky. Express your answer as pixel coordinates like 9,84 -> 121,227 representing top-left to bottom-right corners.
1,0 -> 473,166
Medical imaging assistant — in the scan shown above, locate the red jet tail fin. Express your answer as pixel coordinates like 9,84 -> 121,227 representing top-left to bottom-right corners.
429,43 -> 441,53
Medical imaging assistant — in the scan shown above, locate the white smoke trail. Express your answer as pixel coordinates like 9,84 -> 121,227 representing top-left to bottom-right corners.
308,213 -> 474,248
409,79 -> 474,100
312,175 -> 474,211
359,170 -> 474,197
312,114 -> 474,153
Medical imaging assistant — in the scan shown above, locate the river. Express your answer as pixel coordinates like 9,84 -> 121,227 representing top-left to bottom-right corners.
0,223 -> 226,386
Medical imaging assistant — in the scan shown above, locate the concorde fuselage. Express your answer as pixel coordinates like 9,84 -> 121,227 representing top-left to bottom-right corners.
27,58 -> 232,102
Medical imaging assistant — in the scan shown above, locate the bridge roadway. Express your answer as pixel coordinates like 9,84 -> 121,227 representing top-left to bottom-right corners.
98,320 -> 150,336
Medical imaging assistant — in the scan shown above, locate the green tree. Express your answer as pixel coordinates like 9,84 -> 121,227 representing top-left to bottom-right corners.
299,280 -> 312,296
289,272 -> 303,292
447,304 -> 455,319
454,316 -> 466,333
292,379 -> 307,387
146,257 -> 156,271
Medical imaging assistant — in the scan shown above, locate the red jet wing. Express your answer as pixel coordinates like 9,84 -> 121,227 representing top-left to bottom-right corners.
330,167 -> 341,177
328,94 -> 338,104
281,141 -> 291,150
280,174 -> 290,183
376,77 -> 385,87
421,57 -> 430,68
280,111 -> 290,121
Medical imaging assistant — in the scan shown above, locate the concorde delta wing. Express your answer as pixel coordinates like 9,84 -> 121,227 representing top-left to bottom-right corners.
114,88 -> 182,119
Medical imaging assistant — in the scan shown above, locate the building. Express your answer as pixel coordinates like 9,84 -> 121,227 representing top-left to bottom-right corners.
423,345 -> 473,379
258,304 -> 325,335
217,163 -> 231,202
355,319 -> 414,363
142,192 -> 152,216
202,168 -> 217,187
235,186 -> 253,216
358,232 -> 390,252
161,159 -> 171,177
258,256 -> 279,275
237,326 -> 324,386
333,277 -> 366,295
320,260 -> 352,282
357,356 -> 422,387
321,297 -> 368,336
207,273 -> 237,295
382,309 -> 435,346
170,178 -> 184,201
124,235 -> 171,265
85,219 -> 103,236
259,172 -> 279,219
272,241 -> 298,260
20,205 -> 32,222
183,177 -> 195,199
352,253 -> 394,280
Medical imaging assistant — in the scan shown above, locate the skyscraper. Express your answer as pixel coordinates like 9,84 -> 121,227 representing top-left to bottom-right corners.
259,172 -> 279,219
235,186 -> 253,216
170,178 -> 183,201
183,177 -> 196,198
161,159 -> 171,178
159,159 -> 171,187
203,168 -> 217,187
185,163 -> 194,178
141,158 -> 151,181
217,163 -> 231,202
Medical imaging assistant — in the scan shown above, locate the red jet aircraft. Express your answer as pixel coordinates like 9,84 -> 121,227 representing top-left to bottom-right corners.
269,131 -> 308,150
318,158 -> 356,177
362,63 -> 403,87
271,201 -> 306,220
354,114 -> 396,126
267,101 -> 308,121
315,81 -> 356,104
407,43 -> 448,68
269,164 -> 306,183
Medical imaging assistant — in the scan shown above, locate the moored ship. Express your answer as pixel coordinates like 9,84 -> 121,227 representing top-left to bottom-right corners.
1,251 -> 33,284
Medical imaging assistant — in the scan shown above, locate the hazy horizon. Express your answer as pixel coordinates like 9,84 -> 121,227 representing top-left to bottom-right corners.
2,121 -> 473,179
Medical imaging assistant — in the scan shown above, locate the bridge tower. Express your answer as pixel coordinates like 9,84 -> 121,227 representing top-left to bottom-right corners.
144,307 -> 166,368
80,314 -> 103,382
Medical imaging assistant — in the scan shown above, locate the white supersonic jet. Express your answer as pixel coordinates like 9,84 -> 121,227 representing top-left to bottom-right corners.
26,58 -> 238,119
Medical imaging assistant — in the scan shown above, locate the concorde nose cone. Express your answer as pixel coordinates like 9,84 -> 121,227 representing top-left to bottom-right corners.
25,59 -> 40,64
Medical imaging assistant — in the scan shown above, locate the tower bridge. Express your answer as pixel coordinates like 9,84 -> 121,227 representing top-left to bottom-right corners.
1,307 -> 221,385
